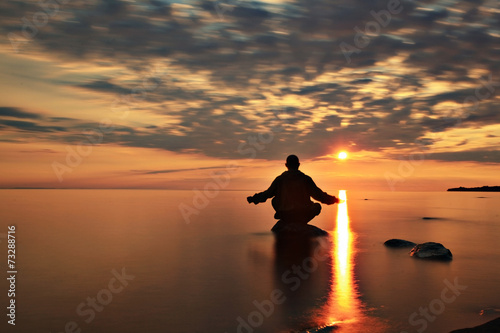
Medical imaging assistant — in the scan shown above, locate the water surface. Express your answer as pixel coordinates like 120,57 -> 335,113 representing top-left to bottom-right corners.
0,189 -> 499,332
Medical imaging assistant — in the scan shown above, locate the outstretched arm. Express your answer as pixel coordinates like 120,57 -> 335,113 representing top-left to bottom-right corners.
247,178 -> 278,204
308,177 -> 339,205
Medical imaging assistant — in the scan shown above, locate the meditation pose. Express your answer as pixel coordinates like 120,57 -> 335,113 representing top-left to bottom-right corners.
247,155 -> 339,231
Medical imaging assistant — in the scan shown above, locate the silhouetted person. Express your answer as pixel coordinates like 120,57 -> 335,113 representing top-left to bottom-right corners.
247,155 -> 339,231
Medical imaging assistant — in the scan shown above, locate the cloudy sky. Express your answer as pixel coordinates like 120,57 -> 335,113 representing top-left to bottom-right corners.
0,0 -> 499,191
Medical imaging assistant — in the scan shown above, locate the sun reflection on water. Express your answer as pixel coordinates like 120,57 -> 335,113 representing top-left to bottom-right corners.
328,190 -> 359,326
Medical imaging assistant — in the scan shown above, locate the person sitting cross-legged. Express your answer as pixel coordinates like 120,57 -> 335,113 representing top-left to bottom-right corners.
247,155 -> 339,232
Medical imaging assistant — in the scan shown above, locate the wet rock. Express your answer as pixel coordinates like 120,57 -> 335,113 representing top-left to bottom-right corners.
272,221 -> 328,237
449,316 -> 500,332
384,239 -> 417,248
410,242 -> 453,260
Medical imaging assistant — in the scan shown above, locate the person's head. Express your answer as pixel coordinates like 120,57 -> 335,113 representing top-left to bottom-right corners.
285,155 -> 300,170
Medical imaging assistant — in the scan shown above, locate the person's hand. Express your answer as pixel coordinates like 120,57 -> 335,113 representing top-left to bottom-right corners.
333,196 -> 345,204
326,196 -> 341,205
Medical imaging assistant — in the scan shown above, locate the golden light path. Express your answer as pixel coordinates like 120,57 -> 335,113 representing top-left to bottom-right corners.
328,190 -> 360,327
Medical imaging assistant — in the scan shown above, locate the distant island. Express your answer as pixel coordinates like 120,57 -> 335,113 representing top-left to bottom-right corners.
447,186 -> 500,192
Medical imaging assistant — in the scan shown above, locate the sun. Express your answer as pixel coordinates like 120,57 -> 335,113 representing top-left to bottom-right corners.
338,151 -> 348,160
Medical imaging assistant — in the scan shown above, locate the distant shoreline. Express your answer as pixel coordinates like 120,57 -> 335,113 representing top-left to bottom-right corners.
447,186 -> 500,192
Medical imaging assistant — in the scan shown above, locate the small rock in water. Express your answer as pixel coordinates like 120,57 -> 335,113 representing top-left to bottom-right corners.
410,242 -> 453,260
299,323 -> 339,332
384,239 -> 417,248
422,217 -> 441,220
479,307 -> 500,316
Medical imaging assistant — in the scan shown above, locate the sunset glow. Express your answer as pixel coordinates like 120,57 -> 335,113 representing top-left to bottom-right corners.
1,2 -> 499,333
0,0 -> 498,190
338,151 -> 348,160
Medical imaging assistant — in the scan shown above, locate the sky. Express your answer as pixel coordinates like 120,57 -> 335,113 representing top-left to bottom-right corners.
0,0 -> 499,191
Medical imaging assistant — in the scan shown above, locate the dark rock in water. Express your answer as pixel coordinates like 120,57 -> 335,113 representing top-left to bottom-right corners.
272,221 -> 328,237
384,239 -> 417,248
449,316 -> 500,332
479,308 -> 500,316
410,242 -> 453,260
422,217 -> 442,220
302,324 -> 339,332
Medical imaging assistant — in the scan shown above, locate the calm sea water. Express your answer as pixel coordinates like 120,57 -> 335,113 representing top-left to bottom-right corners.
0,189 -> 499,333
